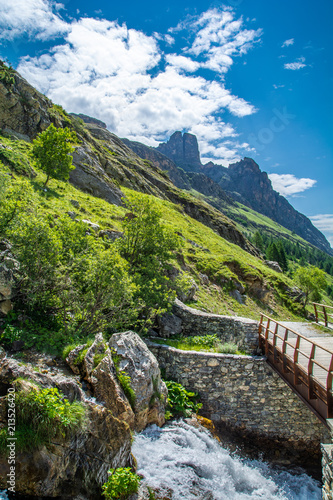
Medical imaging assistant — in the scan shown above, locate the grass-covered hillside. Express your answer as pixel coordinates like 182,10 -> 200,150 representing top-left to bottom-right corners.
1,129 -> 332,358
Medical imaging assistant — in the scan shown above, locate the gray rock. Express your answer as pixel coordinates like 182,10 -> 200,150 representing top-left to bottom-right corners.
199,273 -> 209,285
0,350 -> 133,498
157,312 -> 183,337
109,331 -> 167,431
177,278 -> 198,302
265,261 -> 283,273
81,219 -> 100,231
98,229 -> 124,241
67,211 -> 77,220
70,199 -> 80,209
70,145 -> 123,206
229,289 -> 245,304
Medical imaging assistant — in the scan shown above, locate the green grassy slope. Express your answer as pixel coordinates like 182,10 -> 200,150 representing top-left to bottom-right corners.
2,131 -> 332,327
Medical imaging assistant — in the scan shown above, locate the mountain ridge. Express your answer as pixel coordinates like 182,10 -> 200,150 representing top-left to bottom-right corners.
153,131 -> 331,255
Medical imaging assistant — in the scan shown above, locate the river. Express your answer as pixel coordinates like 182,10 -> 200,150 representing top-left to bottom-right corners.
132,420 -> 321,500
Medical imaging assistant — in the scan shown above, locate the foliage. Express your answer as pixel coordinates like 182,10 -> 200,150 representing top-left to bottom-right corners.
4,214 -> 136,349
0,145 -> 32,176
0,174 -> 33,237
119,192 -> 182,330
1,384 -> 86,452
217,342 -> 239,354
102,468 -> 141,499
293,265 -> 327,307
164,380 -> 202,419
0,61 -> 15,86
150,336 -> 244,355
32,124 -> 77,187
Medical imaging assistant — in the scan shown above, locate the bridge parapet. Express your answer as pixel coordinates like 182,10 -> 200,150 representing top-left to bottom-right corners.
259,314 -> 333,422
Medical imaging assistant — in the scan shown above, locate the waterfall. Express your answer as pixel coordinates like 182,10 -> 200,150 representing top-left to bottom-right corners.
132,420 -> 321,500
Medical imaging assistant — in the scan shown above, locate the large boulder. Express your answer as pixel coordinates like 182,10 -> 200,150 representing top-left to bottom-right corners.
0,356 -> 133,499
109,331 -> 168,431
66,333 -> 135,428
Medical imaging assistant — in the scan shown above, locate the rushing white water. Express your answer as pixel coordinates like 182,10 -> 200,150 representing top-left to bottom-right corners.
132,421 -> 321,500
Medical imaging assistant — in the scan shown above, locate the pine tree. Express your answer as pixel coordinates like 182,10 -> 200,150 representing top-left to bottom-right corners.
277,241 -> 288,271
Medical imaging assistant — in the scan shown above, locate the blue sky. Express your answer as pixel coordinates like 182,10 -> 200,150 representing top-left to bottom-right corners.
0,0 -> 332,247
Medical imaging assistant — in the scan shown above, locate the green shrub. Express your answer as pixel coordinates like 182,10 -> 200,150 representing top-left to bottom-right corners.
102,467 -> 141,499
217,342 -> 239,354
186,334 -> 218,348
119,192 -> 182,331
0,62 -> 15,86
164,380 -> 202,420
31,124 -> 77,187
3,385 -> 86,452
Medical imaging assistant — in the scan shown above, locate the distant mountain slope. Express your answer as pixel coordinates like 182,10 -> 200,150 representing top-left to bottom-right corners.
122,138 -> 234,208
156,132 -> 332,255
0,66 -> 255,256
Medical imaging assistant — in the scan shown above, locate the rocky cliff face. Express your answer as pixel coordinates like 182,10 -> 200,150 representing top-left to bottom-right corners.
157,131 -> 202,172
203,157 -> 332,254
156,132 -> 332,255
123,138 -> 234,207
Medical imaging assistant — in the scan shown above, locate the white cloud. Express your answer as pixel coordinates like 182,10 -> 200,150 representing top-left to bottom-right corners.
185,9 -> 262,74
273,84 -> 285,89
165,54 -> 200,72
309,214 -> 333,232
4,2 -> 260,162
0,0 -> 68,40
284,57 -> 306,70
282,38 -> 294,47
269,173 -> 316,196
309,214 -> 333,248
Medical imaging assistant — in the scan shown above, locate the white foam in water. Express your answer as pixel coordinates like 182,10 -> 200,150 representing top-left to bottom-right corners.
132,421 -> 321,500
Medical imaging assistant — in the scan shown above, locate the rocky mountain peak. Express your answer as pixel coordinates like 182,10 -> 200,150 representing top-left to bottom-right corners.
157,131 -> 202,171
229,157 -> 261,174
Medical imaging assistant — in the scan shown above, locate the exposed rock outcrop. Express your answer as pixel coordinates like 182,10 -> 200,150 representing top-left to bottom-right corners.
157,131 -> 202,172
0,355 -> 133,498
110,331 -> 168,432
70,113 -> 107,129
0,69 -> 52,140
66,333 -> 136,429
67,332 -> 167,432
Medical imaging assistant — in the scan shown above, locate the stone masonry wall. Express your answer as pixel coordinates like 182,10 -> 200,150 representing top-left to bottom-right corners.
157,299 -> 259,354
148,342 -> 329,453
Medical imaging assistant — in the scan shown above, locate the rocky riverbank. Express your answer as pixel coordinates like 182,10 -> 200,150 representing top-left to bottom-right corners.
0,331 -> 167,499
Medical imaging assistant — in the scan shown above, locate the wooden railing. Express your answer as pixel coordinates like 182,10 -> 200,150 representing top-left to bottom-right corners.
313,302 -> 333,328
259,314 -> 333,423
